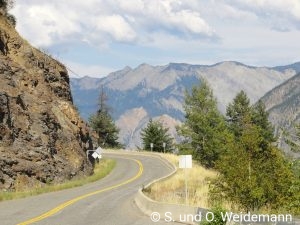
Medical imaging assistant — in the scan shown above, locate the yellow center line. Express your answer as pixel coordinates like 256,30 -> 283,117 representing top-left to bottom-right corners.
17,158 -> 143,225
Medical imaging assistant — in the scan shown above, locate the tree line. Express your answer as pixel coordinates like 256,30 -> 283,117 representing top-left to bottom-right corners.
177,81 -> 299,215
89,82 -> 299,215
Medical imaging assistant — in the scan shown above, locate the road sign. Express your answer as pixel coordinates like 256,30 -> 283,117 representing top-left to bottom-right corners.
92,152 -> 100,159
179,155 -> 192,168
95,147 -> 102,155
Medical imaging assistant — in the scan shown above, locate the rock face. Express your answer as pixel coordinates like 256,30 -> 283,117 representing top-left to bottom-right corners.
71,62 -> 298,149
0,14 -> 93,191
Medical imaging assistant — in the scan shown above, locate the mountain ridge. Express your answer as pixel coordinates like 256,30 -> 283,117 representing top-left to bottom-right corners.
71,61 -> 300,149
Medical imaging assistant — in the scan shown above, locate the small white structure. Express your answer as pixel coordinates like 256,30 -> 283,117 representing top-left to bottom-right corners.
179,155 -> 192,169
92,152 -> 101,159
87,147 -> 103,160
95,147 -> 103,155
179,155 -> 192,205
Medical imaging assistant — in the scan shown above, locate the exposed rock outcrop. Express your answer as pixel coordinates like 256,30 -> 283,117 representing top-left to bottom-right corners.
0,13 -> 93,191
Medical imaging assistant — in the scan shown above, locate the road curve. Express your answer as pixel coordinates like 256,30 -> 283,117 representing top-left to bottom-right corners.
0,151 -> 183,225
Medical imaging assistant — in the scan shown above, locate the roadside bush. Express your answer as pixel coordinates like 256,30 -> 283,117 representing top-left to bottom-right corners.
201,206 -> 227,225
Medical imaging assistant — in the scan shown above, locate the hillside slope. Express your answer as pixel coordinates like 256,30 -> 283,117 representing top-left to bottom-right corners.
260,73 -> 300,158
0,13 -> 92,191
71,62 -> 298,149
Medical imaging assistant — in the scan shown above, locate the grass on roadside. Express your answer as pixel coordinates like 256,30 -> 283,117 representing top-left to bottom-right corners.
144,153 -> 217,208
0,159 -> 116,201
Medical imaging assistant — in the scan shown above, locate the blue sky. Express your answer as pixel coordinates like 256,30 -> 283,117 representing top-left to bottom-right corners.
11,0 -> 300,78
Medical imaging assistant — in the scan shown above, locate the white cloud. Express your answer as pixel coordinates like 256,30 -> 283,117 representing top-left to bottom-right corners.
64,60 -> 115,78
115,0 -> 215,38
94,15 -> 137,42
223,0 -> 300,30
11,0 -> 215,48
10,0 -> 300,70
12,2 -> 81,46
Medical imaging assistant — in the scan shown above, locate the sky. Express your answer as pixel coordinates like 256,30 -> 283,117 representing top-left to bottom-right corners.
10,0 -> 300,78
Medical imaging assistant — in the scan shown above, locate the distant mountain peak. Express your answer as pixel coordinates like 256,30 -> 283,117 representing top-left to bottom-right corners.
273,61 -> 300,73
136,63 -> 152,69
123,65 -> 132,71
71,61 -> 299,149
211,61 -> 255,68
164,62 -> 193,71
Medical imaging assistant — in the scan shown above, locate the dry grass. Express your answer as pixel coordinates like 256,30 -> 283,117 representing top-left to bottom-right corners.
0,159 -> 116,201
145,153 -> 217,208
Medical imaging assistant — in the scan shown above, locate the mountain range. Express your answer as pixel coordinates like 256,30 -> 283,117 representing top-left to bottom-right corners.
71,61 -> 300,151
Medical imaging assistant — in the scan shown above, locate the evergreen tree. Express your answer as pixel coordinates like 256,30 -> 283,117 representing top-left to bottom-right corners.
177,81 -> 229,168
141,119 -> 173,152
212,91 -> 297,212
89,87 -> 121,148
226,90 -> 251,137
213,138 -> 295,212
227,93 -> 275,147
252,100 -> 275,147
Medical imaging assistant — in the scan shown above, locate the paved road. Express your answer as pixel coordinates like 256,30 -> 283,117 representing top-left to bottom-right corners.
0,152 -> 183,225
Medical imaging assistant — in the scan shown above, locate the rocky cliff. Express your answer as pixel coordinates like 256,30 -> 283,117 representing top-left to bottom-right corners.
0,13 -> 93,191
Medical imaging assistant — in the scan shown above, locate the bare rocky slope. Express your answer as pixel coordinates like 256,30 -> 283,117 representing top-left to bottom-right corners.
71,62 -> 299,149
0,13 -> 93,191
260,72 -> 300,158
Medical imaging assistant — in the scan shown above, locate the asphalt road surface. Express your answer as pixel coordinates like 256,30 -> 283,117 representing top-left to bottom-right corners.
0,152 -> 184,225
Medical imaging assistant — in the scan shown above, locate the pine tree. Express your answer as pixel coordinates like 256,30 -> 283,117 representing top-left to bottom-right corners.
177,80 -> 229,168
227,92 -> 276,152
212,91 -> 297,212
89,87 -> 121,148
252,100 -> 275,147
213,137 -> 295,212
140,119 -> 173,152
226,90 -> 251,137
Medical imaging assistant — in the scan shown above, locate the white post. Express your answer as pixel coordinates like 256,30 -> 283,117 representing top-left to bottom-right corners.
185,166 -> 188,205
86,150 -> 93,160
179,155 -> 192,206
150,143 -> 153,152
163,142 -> 166,153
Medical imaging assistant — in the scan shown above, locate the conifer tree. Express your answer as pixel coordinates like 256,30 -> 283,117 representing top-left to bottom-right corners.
89,87 -> 121,148
252,100 -> 275,147
226,90 -> 251,137
178,80 -> 229,168
212,91 -> 297,212
141,119 -> 173,152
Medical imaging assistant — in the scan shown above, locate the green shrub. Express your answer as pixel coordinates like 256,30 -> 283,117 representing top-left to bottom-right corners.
201,206 -> 227,225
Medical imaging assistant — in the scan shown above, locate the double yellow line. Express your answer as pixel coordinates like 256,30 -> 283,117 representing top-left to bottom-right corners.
17,158 -> 143,225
